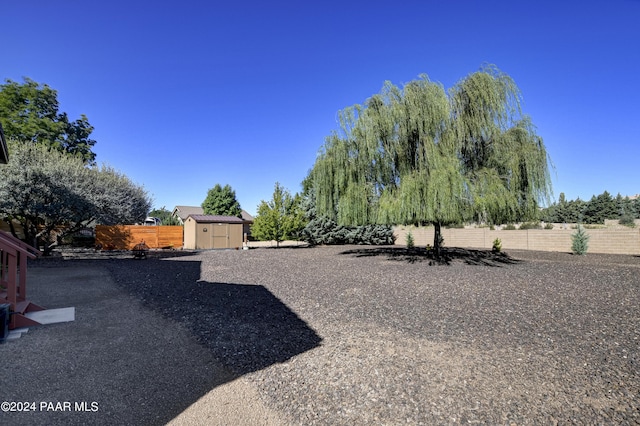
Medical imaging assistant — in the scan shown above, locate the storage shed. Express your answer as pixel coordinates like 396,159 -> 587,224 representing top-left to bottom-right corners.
183,215 -> 244,249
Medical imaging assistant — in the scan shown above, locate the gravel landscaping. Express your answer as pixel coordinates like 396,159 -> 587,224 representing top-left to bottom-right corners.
10,246 -> 640,424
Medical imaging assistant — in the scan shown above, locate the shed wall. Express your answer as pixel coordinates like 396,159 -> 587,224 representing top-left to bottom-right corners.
186,219 -> 243,249
184,218 -> 197,249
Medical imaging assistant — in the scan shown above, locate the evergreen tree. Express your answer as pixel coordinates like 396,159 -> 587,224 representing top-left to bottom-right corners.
569,198 -> 586,223
556,193 -> 570,223
201,184 -> 242,217
583,191 -> 617,224
571,225 -> 589,255
633,197 -> 640,218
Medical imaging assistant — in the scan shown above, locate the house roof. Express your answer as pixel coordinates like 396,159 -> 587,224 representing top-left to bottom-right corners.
173,205 -> 204,220
0,122 -> 8,164
240,210 -> 254,222
188,214 -> 246,224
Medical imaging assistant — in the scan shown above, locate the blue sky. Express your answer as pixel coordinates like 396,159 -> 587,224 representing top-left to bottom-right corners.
3,0 -> 639,216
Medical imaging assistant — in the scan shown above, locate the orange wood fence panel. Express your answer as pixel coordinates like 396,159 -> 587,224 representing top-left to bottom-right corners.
96,225 -> 183,250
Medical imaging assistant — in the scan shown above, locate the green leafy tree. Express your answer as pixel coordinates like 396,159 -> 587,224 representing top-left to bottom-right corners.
148,207 -> 181,225
310,65 -> 552,257
201,184 -> 242,217
0,78 -> 97,164
0,140 -> 151,254
252,182 -> 305,247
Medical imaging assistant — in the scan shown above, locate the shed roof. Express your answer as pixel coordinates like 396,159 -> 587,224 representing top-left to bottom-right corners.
188,214 -> 245,224
174,205 -> 254,222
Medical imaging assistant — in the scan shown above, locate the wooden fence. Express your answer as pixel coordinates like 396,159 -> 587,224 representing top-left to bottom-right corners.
96,225 -> 183,250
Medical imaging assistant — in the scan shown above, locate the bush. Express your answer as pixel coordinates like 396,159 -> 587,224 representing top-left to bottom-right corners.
504,224 -> 517,230
301,216 -> 395,245
405,231 -> 415,249
446,223 -> 464,229
492,238 -> 502,253
619,215 -> 636,228
519,221 -> 541,230
571,225 -> 589,255
544,223 -> 554,229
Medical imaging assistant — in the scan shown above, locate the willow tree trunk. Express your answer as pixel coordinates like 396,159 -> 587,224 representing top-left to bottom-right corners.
433,222 -> 442,258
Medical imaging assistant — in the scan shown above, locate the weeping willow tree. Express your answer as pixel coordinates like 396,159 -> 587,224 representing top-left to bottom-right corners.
310,65 -> 552,257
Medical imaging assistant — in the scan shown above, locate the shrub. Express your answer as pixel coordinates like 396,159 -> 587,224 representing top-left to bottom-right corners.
619,215 -> 636,228
446,222 -> 464,229
571,225 -> 589,255
544,223 -> 554,229
405,231 -> 415,248
504,224 -> 517,230
302,216 -> 395,245
519,221 -> 541,230
492,238 -> 502,253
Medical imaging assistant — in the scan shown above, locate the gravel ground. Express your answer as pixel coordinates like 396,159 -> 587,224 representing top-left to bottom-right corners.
8,246 -> 640,424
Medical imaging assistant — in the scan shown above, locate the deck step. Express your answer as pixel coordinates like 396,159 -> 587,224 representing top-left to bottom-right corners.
24,307 -> 75,325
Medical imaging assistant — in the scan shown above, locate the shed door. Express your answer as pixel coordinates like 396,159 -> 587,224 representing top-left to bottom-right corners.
211,223 -> 229,248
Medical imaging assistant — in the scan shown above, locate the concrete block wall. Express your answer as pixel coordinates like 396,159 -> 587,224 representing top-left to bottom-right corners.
394,226 -> 640,255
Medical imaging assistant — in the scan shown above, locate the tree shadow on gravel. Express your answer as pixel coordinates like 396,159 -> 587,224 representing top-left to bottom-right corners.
340,246 -> 521,266
104,257 -> 323,375
21,255 -> 321,425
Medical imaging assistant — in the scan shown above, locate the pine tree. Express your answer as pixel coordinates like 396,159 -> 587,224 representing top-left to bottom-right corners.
571,225 -> 589,255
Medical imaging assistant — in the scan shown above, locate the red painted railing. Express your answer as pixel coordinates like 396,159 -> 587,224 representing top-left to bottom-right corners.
0,231 -> 43,329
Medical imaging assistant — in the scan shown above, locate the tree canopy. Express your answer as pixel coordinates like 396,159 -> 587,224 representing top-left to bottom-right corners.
309,65 -> 552,254
0,140 -> 151,254
0,78 -> 97,164
202,184 -> 242,217
148,207 -> 182,225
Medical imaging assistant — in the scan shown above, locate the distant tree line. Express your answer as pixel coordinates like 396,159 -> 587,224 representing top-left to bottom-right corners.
540,191 -> 640,225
